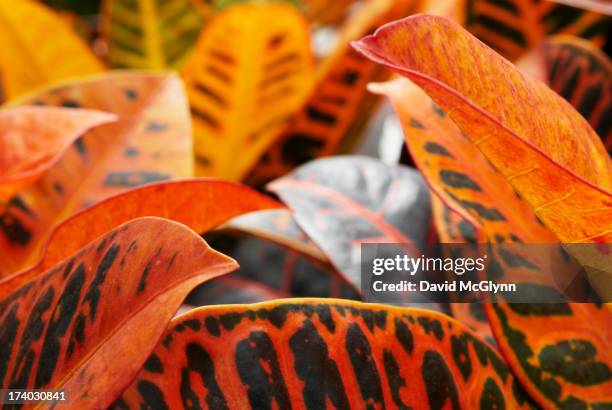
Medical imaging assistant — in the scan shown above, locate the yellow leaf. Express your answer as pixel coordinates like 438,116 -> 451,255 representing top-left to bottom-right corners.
101,0 -> 204,69
182,2 -> 315,180
0,0 -> 104,98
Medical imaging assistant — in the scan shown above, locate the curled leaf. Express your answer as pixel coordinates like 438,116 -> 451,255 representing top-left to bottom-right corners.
0,72 -> 194,275
369,78 -> 558,244
0,106 -> 115,200
0,217 -> 237,409
353,14 -> 612,246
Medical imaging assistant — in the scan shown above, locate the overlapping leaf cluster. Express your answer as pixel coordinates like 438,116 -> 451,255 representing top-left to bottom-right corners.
0,0 -> 610,409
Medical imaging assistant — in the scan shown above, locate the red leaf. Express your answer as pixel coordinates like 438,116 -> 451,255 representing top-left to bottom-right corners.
116,299 -> 532,409
0,179 -> 281,294
0,217 -> 237,409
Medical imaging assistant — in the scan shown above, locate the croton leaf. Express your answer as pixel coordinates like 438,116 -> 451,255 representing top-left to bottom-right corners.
219,209 -> 359,300
0,217 -> 238,409
268,156 -> 432,288
0,72 -> 193,276
115,299 -> 532,409
229,235 -> 360,299
101,0 -> 204,69
519,35 -> 611,152
181,2 -> 315,180
353,14 -> 611,245
0,179 -> 281,293
223,209 -> 328,264
430,194 -> 479,244
371,79 -> 515,342
245,0 -> 417,186
0,0 -> 104,99
0,106 -> 115,201
489,300 -> 612,409
430,196 -> 494,343
370,71 -> 612,407
369,78 -> 560,245
465,0 -> 610,60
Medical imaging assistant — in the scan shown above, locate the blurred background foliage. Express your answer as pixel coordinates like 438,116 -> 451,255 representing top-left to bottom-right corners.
0,0 -> 610,305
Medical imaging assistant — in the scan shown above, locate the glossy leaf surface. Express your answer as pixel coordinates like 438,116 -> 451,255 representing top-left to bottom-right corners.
466,0 -> 609,60
519,35 -> 612,152
101,0 -> 203,69
353,14 -> 612,246
182,2 -> 314,180
268,156 -> 432,287
372,74 -> 612,408
0,72 -> 194,275
0,0 -> 104,99
0,217 -> 237,409
370,78 -> 559,244
0,179 -> 281,293
0,106 -> 115,200
116,299 -> 530,409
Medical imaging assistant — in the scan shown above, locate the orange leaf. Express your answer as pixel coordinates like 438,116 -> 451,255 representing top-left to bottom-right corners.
246,0 -> 418,186
466,0 -> 609,60
0,72 -> 194,275
183,2 -> 315,180
0,217 -> 237,409
369,78 -> 559,244
0,179 -> 281,293
300,0 -> 356,25
353,14 -> 611,246
0,106 -> 115,200
116,299 -> 532,409
369,60 -> 612,408
519,35 -> 612,152
0,0 -> 104,99
430,196 -> 493,342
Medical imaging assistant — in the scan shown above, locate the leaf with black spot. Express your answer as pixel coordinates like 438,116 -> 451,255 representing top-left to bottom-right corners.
0,217 -> 237,408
